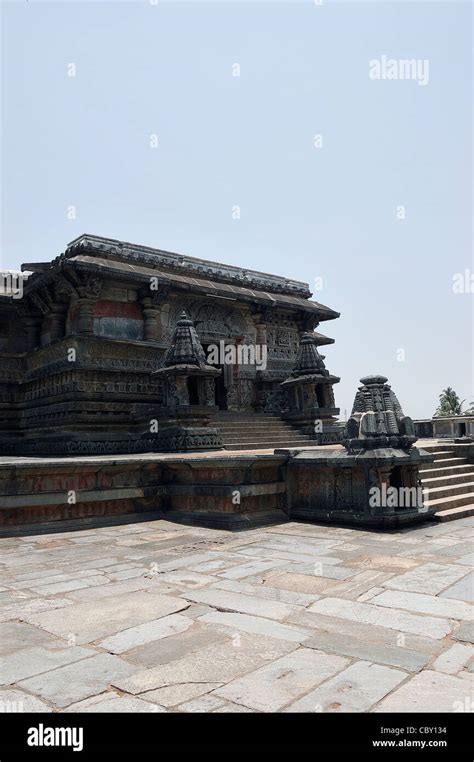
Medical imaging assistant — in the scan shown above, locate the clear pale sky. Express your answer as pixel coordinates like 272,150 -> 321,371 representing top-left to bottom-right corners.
1,0 -> 472,419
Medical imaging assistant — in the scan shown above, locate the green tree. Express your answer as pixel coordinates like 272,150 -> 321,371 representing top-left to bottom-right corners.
435,387 -> 465,417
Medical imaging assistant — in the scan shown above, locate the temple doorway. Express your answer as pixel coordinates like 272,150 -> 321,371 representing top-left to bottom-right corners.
187,377 -> 200,406
202,344 -> 228,410
215,366 -> 228,409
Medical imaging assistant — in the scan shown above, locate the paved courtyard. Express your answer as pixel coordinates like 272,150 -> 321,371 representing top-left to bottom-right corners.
0,516 -> 473,713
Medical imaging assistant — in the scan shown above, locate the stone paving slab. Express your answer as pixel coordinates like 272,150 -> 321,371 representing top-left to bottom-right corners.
1,645 -> 94,685
141,682 -> 223,708
308,597 -> 454,639
0,597 -> 74,623
65,577 -> 166,602
64,692 -> 166,713
286,610 -> 444,657
302,629 -> 431,672
19,653 -> 138,708
384,563 -> 471,595
177,694 -> 226,712
0,622 -> 59,656
373,670 -> 473,713
199,611 -> 313,643
1,515 -> 473,713
98,613 -> 193,653
213,648 -> 349,712
439,572 -> 474,603
285,661 -> 407,712
320,570 -> 394,600
452,622 -> 474,644
179,588 -> 300,621
121,622 -> 229,668
209,578 -> 320,607
257,570 -> 336,594
22,592 -> 190,644
456,552 -> 474,566
0,688 -> 52,713
431,644 -> 474,675
371,590 -> 473,620
113,634 -> 296,695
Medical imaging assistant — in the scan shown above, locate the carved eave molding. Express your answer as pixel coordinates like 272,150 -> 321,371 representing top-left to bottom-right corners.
22,261 -> 103,306
44,258 -> 339,324
64,233 -> 312,299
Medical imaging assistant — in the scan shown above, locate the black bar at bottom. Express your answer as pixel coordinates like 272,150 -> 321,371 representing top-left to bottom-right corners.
0,712 -> 472,758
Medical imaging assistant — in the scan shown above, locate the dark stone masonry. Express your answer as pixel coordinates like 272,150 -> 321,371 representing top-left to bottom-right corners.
0,233 -> 340,456
0,234 -> 437,530
285,375 -> 435,528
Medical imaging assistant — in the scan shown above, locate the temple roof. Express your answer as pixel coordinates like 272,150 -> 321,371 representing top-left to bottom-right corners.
20,233 -> 340,322
23,234 -> 339,316
22,251 -> 339,321
63,234 -> 312,298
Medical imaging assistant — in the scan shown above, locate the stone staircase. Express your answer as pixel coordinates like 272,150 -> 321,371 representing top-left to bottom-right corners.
420,442 -> 474,521
213,411 -> 315,451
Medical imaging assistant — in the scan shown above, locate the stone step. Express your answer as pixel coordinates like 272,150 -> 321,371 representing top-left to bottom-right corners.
225,440 -> 315,450
224,441 -> 312,449
419,463 -> 474,478
220,426 -> 307,435
222,431 -> 311,440
217,424 -> 297,433
420,457 -> 468,470
424,491 -> 474,511
416,440 -> 457,453
423,481 -> 474,500
224,436 -> 313,446
420,442 -> 451,449
421,471 -> 474,489
430,451 -> 458,460
214,412 -> 278,418
435,504 -> 474,522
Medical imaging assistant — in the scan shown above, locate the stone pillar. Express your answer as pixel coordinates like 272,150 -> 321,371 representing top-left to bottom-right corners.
77,298 -> 95,335
176,376 -> 189,406
75,274 -> 102,336
201,377 -> 216,406
254,320 -> 267,347
49,304 -> 67,342
141,298 -> 162,341
23,316 -> 42,351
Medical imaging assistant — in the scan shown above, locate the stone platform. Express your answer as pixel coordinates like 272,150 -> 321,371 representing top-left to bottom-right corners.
0,442 -> 438,533
0,448 -> 296,532
0,516 -> 472,713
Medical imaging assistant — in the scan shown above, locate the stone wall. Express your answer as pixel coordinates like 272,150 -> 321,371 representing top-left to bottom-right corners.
433,416 -> 474,439
0,248 -> 339,454
0,453 -> 289,532
0,336 -> 165,455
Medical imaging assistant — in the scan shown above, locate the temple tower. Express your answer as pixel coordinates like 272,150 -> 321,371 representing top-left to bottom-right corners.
152,312 -> 223,451
280,332 -> 342,443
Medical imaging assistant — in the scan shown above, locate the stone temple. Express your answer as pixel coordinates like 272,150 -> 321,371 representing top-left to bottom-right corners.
0,233 -> 341,456
0,234 -> 440,530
